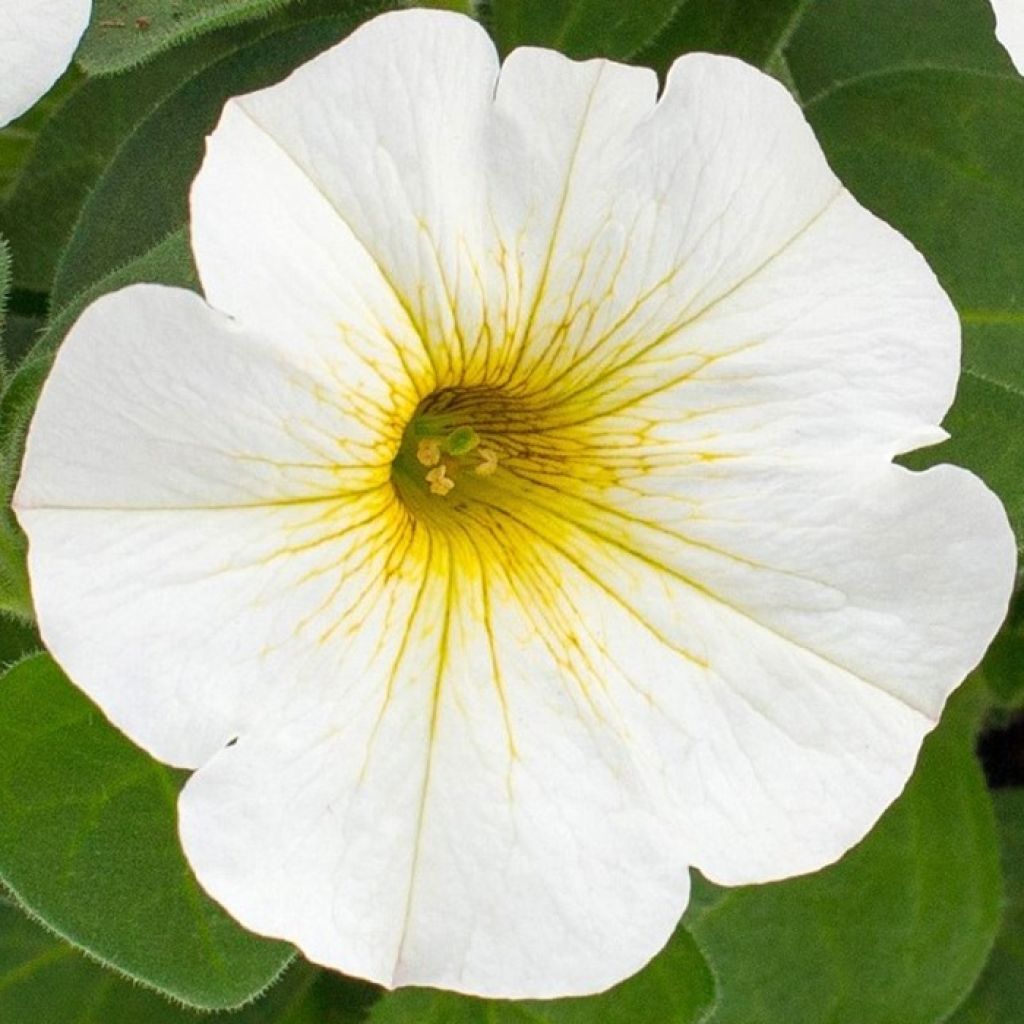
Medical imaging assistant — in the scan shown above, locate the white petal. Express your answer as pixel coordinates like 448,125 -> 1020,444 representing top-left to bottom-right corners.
491,53 -> 957,458
192,23 -> 957,460
496,458 -> 1014,880
481,46 -> 659,379
585,187 -> 958,458
191,100 -> 434,395
0,0 -> 89,127
15,284 -> 409,767
179,453 -> 1013,994
200,8 -> 501,382
993,0 -> 1024,72
193,11 -> 664,391
179,524 -> 691,997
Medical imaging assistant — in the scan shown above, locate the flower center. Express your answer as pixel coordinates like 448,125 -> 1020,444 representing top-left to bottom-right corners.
392,388 -> 506,518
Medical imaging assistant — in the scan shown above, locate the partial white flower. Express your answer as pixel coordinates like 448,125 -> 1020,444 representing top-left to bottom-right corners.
0,0 -> 91,128
14,9 -> 1016,999
993,0 -> 1024,71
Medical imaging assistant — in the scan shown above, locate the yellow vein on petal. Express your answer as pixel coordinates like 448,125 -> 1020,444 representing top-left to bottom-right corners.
230,100 -> 442,384
499,64 -> 609,387
391,533 -> 454,980
518,187 -> 845,414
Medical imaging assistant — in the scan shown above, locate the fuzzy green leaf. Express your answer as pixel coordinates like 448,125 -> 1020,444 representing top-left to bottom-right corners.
0,27 -> 254,295
0,900 -> 379,1023
53,3 -> 399,310
0,237 -> 9,362
80,0 -> 303,75
0,72 -> 80,199
369,928 -> 714,1024
0,526 -> 31,623
0,615 -> 38,670
690,689 -> 1001,1024
0,654 -> 293,1009
0,238 -> 32,622
0,313 -> 42,373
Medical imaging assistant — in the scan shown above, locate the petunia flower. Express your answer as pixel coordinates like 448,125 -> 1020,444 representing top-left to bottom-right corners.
14,9 -> 1016,999
0,0 -> 91,128
993,0 -> 1024,72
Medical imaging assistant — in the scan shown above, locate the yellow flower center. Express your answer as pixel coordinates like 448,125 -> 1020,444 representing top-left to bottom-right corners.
392,388 -> 507,516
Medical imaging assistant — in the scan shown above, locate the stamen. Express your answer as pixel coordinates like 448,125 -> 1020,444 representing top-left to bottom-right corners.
426,464 -> 455,496
417,439 -> 442,467
393,390 -> 514,509
475,447 -> 499,477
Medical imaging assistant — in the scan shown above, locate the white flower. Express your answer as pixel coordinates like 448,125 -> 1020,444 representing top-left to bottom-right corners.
14,9 -> 1016,999
0,0 -> 90,128
993,0 -> 1024,72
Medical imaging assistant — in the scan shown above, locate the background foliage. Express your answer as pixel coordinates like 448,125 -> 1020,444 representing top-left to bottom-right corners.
0,0 -> 1021,1020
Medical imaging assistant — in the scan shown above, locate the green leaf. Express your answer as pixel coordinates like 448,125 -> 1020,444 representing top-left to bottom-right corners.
0,525 -> 31,624
949,789 -> 1024,1023
0,238 -> 33,623
80,0 -> 303,75
0,71 -> 81,199
0,348 -> 42,483
0,332 -> 36,621
0,128 -> 34,199
0,615 -> 38,670
53,3 -> 399,310
0,901 -> 379,1023
490,0 -> 685,60
689,688 -> 1001,1024
0,27 -> 256,296
978,590 -> 1024,707
633,0 -> 805,76
0,313 -> 42,373
775,0 -> 1024,552
369,928 -> 714,1024
0,236 -> 9,366
785,0 -> 1014,105
0,654 -> 293,1009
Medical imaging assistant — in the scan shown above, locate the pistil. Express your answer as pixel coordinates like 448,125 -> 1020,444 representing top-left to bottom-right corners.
395,414 -> 502,504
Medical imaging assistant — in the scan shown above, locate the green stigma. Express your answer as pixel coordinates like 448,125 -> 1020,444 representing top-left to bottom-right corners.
444,426 -> 480,457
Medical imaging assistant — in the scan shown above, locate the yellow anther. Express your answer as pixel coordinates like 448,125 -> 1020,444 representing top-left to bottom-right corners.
417,438 -> 442,467
475,447 -> 499,477
426,464 -> 455,496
